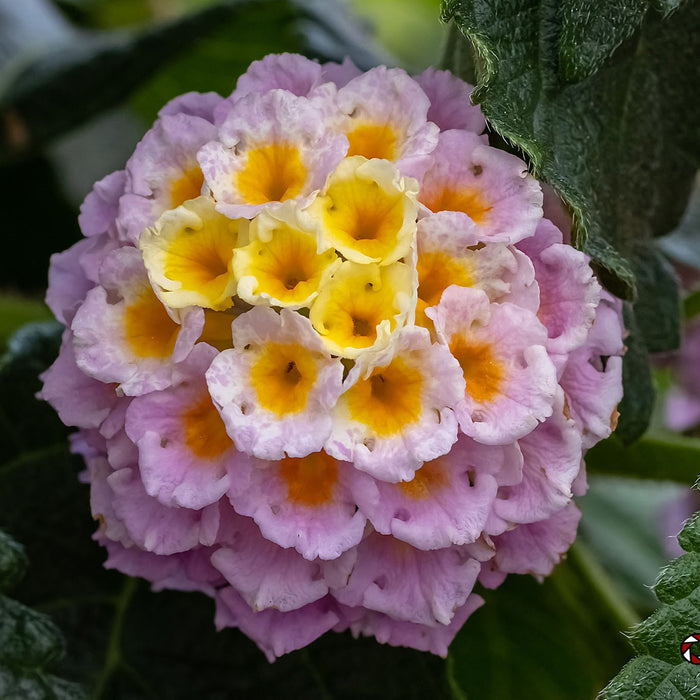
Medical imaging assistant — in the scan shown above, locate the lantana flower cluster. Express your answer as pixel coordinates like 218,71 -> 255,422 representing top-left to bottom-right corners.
41,53 -> 625,659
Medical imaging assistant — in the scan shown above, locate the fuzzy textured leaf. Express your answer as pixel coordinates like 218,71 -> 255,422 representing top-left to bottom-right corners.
0,531 -> 86,700
600,505 -> 700,698
442,0 -> 699,437
616,304 -> 656,444
0,531 -> 27,594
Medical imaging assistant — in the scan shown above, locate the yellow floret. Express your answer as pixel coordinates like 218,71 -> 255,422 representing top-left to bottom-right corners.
140,196 -> 246,311
234,204 -> 340,308
311,156 -> 418,266
309,260 -> 414,358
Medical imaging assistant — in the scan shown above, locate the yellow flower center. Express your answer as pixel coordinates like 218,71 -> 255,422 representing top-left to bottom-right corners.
346,122 -> 398,161
169,166 -> 204,208
141,198 -> 243,311
416,250 -> 473,327
236,143 -> 307,204
420,186 -> 492,225
249,342 -> 319,416
399,458 -> 449,499
182,390 -> 234,459
345,357 -> 423,437
449,336 -> 503,403
310,262 -> 411,356
321,182 -> 406,262
124,288 -> 180,358
279,451 -> 338,506
162,226 -> 238,310
315,157 -> 416,265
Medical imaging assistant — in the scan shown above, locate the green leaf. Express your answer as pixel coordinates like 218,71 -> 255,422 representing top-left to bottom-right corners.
616,304 -> 656,444
0,321 -> 65,466
631,248 -> 680,355
0,597 -> 66,670
0,531 -> 27,595
442,0 -> 698,297
1,0 -> 386,161
600,502 -> 700,698
447,545 -> 634,699
0,530 -> 86,700
684,289 -> 700,320
442,0 -> 698,436
586,432 -> 700,484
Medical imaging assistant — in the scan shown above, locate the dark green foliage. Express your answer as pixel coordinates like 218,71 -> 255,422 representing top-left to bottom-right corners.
447,547 -> 634,699
600,507 -> 700,698
617,304 -> 656,444
442,0 -> 700,438
0,531 -> 86,699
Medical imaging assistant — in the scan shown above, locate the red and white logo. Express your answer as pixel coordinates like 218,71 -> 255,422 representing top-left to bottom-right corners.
681,634 -> 700,664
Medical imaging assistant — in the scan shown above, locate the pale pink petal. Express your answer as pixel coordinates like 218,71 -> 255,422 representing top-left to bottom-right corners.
199,90 -> 347,219
429,286 -> 557,444
332,532 -> 482,627
334,66 -> 439,177
71,247 -> 204,396
327,326 -> 464,482
231,53 -> 325,101
559,291 -> 624,447
518,219 -> 600,356
493,390 -> 582,526
125,344 -> 247,510
354,441 -> 501,550
215,588 -> 339,662
419,130 -> 543,244
211,509 -> 329,612
490,502 -> 581,579
45,239 -> 96,325
207,307 -> 344,459
39,330 -> 117,429
338,594 -> 484,657
414,68 -> 485,133
102,538 -> 224,595
108,466 -> 215,555
321,57 -> 362,87
119,113 -> 217,243
78,169 -> 126,237
227,453 -> 369,560
158,91 -> 224,121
